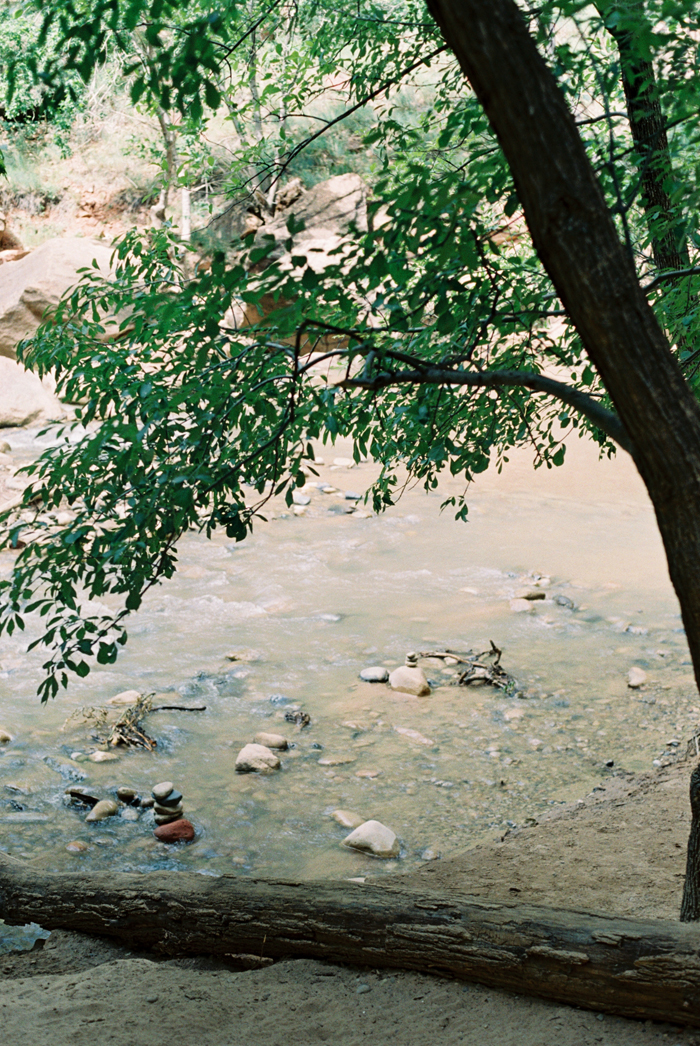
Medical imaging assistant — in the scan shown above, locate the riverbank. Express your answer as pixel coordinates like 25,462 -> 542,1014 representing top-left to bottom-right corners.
0,756 -> 696,1046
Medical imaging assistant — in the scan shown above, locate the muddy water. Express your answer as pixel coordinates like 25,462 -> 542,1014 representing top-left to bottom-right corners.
0,427 -> 697,925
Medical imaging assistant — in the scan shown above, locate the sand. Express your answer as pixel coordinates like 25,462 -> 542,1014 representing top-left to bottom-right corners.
1,757 -> 700,1046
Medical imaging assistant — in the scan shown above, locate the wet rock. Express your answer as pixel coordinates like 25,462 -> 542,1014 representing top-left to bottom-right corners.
154,818 -> 195,843
0,728 -> 12,744
0,440 -> 10,453
89,751 -> 119,763
152,781 -> 175,801
139,796 -> 155,809
224,649 -> 261,663
420,847 -> 441,861
65,786 -> 102,807
389,654 -> 431,697
284,710 -> 311,728
359,666 -> 389,683
514,590 -> 546,601
292,491 -> 311,506
554,594 -> 576,609
332,809 -> 364,829
341,820 -> 399,858
235,743 -> 281,773
155,807 -> 184,825
107,689 -> 141,706
318,755 -> 356,766
116,786 -> 139,804
627,666 -> 647,688
66,840 -> 89,853
86,799 -> 119,822
509,598 -> 536,613
156,788 -> 183,807
355,769 -> 382,779
625,624 -> 648,636
394,725 -> 434,746
120,807 -> 140,822
344,491 -> 362,501
254,732 -> 289,750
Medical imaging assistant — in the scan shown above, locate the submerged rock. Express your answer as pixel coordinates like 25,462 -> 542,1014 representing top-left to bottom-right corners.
341,819 -> 399,858
154,818 -> 195,843
65,840 -> 89,853
235,743 -> 281,773
332,809 -> 364,829
86,799 -> 118,822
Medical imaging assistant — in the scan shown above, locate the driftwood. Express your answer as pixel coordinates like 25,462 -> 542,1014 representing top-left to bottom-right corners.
0,852 -> 699,1026
420,641 -> 516,690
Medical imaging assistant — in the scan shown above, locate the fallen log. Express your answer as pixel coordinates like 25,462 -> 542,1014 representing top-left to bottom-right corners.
1,850 -> 699,1026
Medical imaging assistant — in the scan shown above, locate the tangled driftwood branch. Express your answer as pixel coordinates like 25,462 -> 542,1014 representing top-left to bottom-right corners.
420,641 -> 516,690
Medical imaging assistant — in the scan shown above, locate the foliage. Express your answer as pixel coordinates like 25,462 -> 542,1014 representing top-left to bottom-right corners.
1,0 -> 700,698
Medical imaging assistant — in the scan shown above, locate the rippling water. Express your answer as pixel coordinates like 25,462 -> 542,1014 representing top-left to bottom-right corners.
0,426 -> 696,938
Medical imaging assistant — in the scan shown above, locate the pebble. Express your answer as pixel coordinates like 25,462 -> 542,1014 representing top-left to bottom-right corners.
120,807 -> 140,821
0,441 -> 11,454
333,457 -> 353,467
420,847 -> 441,861
65,786 -> 102,807
139,796 -> 155,808
293,505 -> 307,516
344,491 -> 362,501
86,799 -> 119,822
292,491 -> 311,506
332,809 -> 365,829
341,820 -> 399,858
356,984 -> 371,994
394,726 -> 434,746
318,755 -> 356,766
0,729 -> 12,744
89,751 -> 119,763
66,840 -> 89,853
224,649 -> 261,663
116,786 -> 139,804
627,666 -> 647,688
509,598 -> 536,613
388,665 -> 431,697
154,818 -> 195,843
156,789 -> 183,807
152,781 -> 175,801
359,666 -> 389,683
235,743 -> 281,773
54,510 -> 74,526
253,732 -> 289,750
155,808 -> 184,825
107,689 -> 141,706
355,769 -> 382,779
554,595 -> 576,609
514,590 -> 546,601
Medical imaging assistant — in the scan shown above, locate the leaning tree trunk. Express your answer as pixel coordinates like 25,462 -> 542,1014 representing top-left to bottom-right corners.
426,0 -> 700,919
1,853 -> 700,1025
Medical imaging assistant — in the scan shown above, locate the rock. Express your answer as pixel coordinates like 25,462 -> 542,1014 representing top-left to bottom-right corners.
356,983 -> 371,994
86,799 -> 118,822
0,357 -> 64,427
554,594 -> 576,609
394,725 -> 434,746
152,781 -> 175,801
153,818 -> 195,843
341,820 -> 399,858
107,689 -> 141,706
89,750 -> 118,763
514,589 -> 546,601
0,440 -> 10,453
139,796 -> 155,809
224,649 -> 261,663
360,666 -> 389,683
65,786 -> 102,807
65,840 -> 89,853
420,847 -> 441,861
120,807 -> 140,822
235,743 -> 281,773
292,491 -> 311,506
388,657 -> 431,697
509,598 -> 536,613
154,801 -> 184,817
334,457 -> 354,467
318,755 -> 356,766
155,808 -> 184,825
0,237 -> 115,360
253,732 -> 289,750
355,769 -> 382,779
293,505 -> 307,516
156,789 -> 183,807
116,786 -> 139,804
0,729 -> 12,744
344,491 -> 362,501
627,666 -> 647,688
332,809 -> 364,829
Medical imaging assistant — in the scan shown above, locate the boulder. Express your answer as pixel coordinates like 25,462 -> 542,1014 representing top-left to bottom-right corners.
388,665 -> 431,697
253,732 -> 289,750
0,357 -> 64,427
0,237 -> 114,359
341,819 -> 399,858
235,743 -> 281,773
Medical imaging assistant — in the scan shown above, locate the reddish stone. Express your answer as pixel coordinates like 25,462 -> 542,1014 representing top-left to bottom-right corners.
153,818 -> 195,843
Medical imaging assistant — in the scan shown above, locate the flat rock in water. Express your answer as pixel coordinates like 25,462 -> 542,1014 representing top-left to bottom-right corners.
509,598 -> 536,613
514,589 -> 546,601
154,818 -> 195,843
89,751 -> 118,763
292,491 -> 311,506
152,781 -> 175,801
360,666 -> 389,683
318,755 -> 356,766
65,786 -> 102,807
341,819 -> 399,858
394,725 -> 434,746
254,732 -> 289,750
65,840 -> 89,853
332,809 -> 364,829
388,665 -> 431,697
86,799 -> 118,822
107,689 -> 141,706
628,667 -> 647,689
235,743 -> 281,773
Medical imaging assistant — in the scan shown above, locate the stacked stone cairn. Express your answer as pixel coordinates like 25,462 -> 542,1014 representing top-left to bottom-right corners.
151,781 -> 195,842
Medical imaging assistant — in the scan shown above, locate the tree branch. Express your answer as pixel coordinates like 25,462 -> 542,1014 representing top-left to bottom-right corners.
340,367 -> 634,455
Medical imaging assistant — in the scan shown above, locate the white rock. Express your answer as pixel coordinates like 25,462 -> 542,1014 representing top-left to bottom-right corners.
318,754 -> 356,766
0,356 -> 64,427
627,666 -> 647,688
394,725 -> 434,746
86,799 -> 118,821
107,689 -> 141,706
292,491 -> 311,506
235,743 -> 281,773
332,809 -> 364,829
253,732 -> 289,750
333,457 -> 353,467
359,666 -> 389,683
509,598 -> 536,613
89,750 -> 119,763
388,665 -> 431,697
341,819 -> 399,858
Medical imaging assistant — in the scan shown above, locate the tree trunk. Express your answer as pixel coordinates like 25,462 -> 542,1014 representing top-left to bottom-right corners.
0,853 -> 699,1025
425,0 -> 700,918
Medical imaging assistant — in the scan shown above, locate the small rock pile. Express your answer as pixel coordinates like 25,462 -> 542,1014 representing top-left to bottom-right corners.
151,781 -> 195,843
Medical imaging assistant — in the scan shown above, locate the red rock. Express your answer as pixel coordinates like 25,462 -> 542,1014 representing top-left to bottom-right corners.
153,818 -> 195,843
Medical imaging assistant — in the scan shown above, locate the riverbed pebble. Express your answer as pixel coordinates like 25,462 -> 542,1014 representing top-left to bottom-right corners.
318,754 -> 356,766
139,796 -> 155,808
156,788 -> 183,807
509,598 -> 536,613
627,666 -> 647,688
116,786 -> 139,804
107,689 -> 141,706
86,799 -> 119,822
359,666 -> 389,683
154,818 -> 195,843
235,743 -> 281,773
120,807 -> 140,821
89,751 -> 119,763
65,786 -> 101,807
292,491 -> 311,506
253,732 -> 289,750
66,840 -> 89,853
341,820 -> 400,858
152,781 -> 175,801
332,809 -> 364,829
0,729 -> 12,744
0,441 -> 11,454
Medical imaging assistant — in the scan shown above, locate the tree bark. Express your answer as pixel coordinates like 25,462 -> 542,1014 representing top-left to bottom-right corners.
0,853 -> 699,1025
425,0 -> 700,918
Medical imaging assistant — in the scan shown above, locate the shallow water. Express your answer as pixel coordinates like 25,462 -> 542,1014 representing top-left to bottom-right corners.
0,427 -> 697,920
